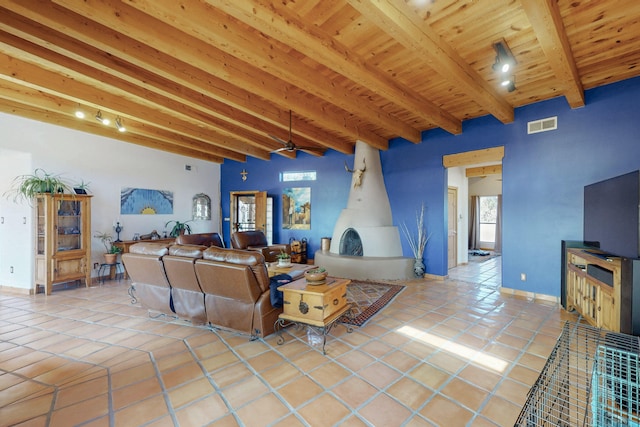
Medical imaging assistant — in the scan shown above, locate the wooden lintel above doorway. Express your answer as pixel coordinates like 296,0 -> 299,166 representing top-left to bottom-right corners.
442,146 -> 504,168
466,165 -> 503,178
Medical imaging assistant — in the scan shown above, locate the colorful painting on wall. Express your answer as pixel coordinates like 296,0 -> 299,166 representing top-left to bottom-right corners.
282,187 -> 310,230
120,188 -> 174,215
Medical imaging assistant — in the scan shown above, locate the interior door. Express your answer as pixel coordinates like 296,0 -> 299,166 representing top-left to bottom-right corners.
448,186 -> 458,269
230,191 -> 267,233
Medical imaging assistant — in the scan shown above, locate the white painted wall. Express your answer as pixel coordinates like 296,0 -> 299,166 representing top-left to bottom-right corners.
447,166 -> 469,265
0,112 -> 221,291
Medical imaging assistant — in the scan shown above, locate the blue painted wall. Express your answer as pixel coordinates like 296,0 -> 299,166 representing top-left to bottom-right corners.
221,76 -> 640,297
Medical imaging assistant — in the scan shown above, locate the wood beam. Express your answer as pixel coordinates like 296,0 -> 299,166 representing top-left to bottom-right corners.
521,0 -> 585,108
0,51 -> 262,161
0,79 -> 243,162
4,0 -> 355,154
0,97 -> 225,163
348,0 -> 514,124
209,0 -> 458,138
50,0 -> 386,150
466,165 -> 503,178
443,147 -> 504,168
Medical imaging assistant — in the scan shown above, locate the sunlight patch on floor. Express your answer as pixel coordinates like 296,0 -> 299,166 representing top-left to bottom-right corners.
397,325 -> 509,373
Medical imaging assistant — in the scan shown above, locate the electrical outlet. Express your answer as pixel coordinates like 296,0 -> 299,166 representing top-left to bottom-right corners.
520,273 -> 527,281
93,263 -> 99,270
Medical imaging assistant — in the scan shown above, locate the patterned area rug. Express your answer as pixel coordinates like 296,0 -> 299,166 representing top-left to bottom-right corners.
342,281 -> 405,327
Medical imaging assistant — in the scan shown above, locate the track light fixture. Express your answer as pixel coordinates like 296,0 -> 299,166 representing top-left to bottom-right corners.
74,105 -> 85,119
95,110 -> 110,125
115,116 -> 126,132
492,39 -> 516,92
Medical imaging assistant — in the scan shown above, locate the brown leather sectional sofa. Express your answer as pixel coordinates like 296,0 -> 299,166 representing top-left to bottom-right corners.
122,238 -> 281,339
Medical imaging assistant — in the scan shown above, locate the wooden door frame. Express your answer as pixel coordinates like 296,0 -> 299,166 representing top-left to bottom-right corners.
448,186 -> 458,269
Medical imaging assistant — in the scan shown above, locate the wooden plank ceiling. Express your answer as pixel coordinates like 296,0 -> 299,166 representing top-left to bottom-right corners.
1,0 -> 638,163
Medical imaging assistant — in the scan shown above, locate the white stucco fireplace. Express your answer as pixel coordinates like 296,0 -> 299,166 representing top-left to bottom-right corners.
314,141 -> 413,280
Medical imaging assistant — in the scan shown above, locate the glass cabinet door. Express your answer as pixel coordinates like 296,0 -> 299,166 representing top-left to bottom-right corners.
36,197 -> 45,255
56,199 -> 82,251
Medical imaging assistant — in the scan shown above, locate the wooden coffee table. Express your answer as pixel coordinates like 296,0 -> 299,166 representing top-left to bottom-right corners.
274,277 -> 353,354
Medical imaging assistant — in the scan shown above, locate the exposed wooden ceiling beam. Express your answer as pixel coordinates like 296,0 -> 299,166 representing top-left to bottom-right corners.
0,49 -> 262,161
3,0 -> 355,155
348,0 -> 514,125
0,97 -> 225,163
208,0 -> 459,138
521,0 -> 585,108
51,0 -> 387,151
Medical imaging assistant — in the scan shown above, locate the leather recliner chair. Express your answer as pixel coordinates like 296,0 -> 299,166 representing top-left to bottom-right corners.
230,230 -> 290,262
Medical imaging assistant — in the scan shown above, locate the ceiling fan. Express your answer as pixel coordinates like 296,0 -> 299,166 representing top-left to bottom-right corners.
269,110 -> 324,154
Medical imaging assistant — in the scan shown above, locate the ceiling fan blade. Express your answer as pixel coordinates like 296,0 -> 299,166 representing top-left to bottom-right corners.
271,147 -> 290,153
269,134 -> 288,146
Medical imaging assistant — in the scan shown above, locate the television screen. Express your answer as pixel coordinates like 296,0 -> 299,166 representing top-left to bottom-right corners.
584,170 -> 640,259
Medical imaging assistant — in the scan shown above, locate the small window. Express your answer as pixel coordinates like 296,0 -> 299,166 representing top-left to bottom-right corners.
280,171 -> 317,182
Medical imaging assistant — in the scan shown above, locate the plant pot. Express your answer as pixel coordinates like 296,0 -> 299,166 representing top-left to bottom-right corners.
413,258 -> 425,277
104,253 -> 117,264
278,258 -> 291,267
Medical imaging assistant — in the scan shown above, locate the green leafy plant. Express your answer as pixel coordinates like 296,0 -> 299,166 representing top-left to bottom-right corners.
93,231 -> 121,254
165,220 -> 192,237
306,267 -> 326,274
4,168 -> 74,203
276,250 -> 290,260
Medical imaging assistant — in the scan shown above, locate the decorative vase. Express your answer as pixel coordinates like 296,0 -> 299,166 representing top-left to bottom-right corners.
413,258 -> 425,277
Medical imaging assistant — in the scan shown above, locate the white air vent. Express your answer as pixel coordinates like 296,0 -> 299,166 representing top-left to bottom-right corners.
527,116 -> 557,134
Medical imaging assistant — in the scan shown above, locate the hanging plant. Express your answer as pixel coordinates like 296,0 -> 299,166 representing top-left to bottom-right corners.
3,168 -> 74,203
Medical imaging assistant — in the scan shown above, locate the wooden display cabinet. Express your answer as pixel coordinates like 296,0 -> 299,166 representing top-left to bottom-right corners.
565,248 -> 620,331
34,194 -> 92,295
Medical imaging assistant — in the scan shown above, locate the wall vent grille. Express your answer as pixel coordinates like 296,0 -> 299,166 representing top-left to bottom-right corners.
527,116 -> 558,134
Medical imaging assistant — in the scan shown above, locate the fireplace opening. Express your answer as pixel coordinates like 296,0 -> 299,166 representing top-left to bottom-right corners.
340,228 -> 363,256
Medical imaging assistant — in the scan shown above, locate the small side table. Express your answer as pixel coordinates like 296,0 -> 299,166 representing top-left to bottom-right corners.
274,277 -> 354,354
98,262 -> 123,284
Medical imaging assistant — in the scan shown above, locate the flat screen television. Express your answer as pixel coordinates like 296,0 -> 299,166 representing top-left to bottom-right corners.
584,170 -> 640,259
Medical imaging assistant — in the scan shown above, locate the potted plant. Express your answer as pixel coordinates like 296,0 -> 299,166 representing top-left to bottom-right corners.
276,250 -> 291,267
401,202 -> 431,277
94,231 -> 122,264
165,220 -> 192,237
4,168 -> 74,203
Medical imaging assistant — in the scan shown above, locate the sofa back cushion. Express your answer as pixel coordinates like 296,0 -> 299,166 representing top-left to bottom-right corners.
169,244 -> 206,258
176,233 -> 224,248
129,242 -> 170,256
202,247 -> 270,292
121,253 -> 170,287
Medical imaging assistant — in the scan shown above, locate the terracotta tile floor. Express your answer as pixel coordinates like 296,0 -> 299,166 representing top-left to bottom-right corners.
0,257 -> 579,426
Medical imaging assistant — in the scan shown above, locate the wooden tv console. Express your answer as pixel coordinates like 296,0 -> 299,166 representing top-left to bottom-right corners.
566,248 -> 621,331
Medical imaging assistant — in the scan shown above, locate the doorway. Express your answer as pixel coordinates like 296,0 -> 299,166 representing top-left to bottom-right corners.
443,147 -> 503,284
